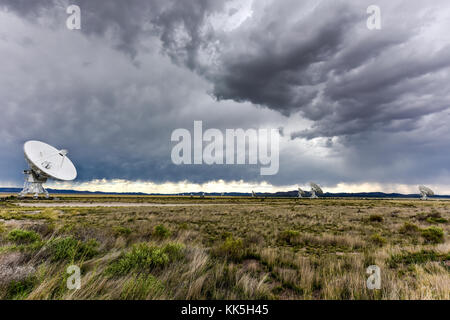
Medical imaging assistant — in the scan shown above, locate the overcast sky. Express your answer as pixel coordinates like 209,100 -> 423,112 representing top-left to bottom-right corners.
1,0 -> 450,194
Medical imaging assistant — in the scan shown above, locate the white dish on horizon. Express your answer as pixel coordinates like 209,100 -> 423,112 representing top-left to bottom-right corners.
310,182 -> 323,199
24,140 -> 77,181
20,140 -> 77,198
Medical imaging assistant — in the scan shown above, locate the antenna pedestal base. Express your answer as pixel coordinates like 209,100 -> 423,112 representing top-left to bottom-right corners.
19,170 -> 49,199
310,191 -> 318,199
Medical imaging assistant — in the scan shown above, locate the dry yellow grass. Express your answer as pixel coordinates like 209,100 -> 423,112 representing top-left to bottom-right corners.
0,197 -> 448,299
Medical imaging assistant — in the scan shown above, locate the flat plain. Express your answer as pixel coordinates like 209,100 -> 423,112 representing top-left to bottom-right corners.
0,195 -> 448,300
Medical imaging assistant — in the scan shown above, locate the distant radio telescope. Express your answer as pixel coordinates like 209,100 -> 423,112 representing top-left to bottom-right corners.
252,190 -> 257,198
418,185 -> 434,200
309,182 -> 323,199
19,140 -> 77,199
298,187 -> 306,198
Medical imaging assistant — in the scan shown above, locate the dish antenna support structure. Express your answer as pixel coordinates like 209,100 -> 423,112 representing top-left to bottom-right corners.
19,141 -> 77,199
418,185 -> 434,200
309,182 -> 323,199
252,190 -> 257,198
298,187 -> 306,198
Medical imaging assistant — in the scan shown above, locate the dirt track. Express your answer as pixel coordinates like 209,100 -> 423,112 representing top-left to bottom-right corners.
15,202 -> 232,208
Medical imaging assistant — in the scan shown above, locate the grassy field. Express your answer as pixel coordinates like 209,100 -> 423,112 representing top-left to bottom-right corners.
0,196 -> 448,300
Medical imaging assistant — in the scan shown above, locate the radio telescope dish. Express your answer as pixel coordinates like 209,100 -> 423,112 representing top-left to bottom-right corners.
418,185 -> 434,200
298,187 -> 306,198
252,190 -> 257,198
19,141 -> 77,199
310,182 -> 323,199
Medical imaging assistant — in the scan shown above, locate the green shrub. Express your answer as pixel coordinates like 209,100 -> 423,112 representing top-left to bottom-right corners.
162,242 -> 185,260
426,217 -> 448,224
36,208 -> 59,220
369,215 -> 383,222
178,223 -> 189,230
370,233 -> 386,246
279,230 -> 300,245
214,236 -> 245,261
421,227 -> 444,244
5,276 -> 36,299
417,210 -> 446,223
120,274 -> 164,299
220,231 -> 233,240
399,222 -> 420,235
415,212 -> 428,221
107,242 -> 184,276
153,224 -> 171,238
0,222 -> 6,234
388,250 -> 442,268
7,229 -> 41,244
428,210 -> 442,218
107,244 -> 168,276
47,237 -> 99,262
114,226 -> 132,236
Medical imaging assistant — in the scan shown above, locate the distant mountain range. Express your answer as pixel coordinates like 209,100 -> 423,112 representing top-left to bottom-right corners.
0,188 -> 150,196
1,187 -> 449,198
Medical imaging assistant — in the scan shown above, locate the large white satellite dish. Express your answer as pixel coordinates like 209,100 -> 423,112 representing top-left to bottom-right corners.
298,187 -> 306,198
252,190 -> 257,198
418,185 -> 434,200
310,182 -> 323,199
19,140 -> 77,199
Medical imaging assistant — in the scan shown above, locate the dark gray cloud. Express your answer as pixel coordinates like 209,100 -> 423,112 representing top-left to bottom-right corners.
4,1 -> 448,137
1,0 -> 226,59
0,7 -> 282,185
1,0 -> 450,190
200,1 -> 450,140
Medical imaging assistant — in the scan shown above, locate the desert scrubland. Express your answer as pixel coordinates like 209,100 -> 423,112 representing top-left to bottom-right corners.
0,196 -> 448,300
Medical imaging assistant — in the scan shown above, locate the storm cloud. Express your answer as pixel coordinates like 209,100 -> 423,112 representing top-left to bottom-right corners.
1,0 -> 450,192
